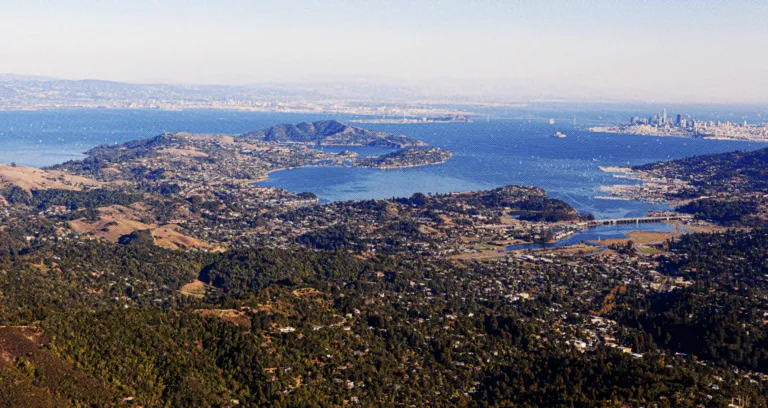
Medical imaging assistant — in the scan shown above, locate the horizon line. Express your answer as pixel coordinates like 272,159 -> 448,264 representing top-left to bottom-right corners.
1,72 -> 767,107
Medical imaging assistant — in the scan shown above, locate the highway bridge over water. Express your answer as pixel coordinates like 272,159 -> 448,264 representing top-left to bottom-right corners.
590,214 -> 693,226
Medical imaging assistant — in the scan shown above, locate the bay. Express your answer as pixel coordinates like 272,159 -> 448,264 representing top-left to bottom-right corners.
258,119 -> 768,218
1,108 -> 766,220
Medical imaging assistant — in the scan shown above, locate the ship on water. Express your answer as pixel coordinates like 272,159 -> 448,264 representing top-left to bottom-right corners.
552,131 -> 566,138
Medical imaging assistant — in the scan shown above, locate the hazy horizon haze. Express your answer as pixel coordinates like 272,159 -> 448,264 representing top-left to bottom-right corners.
2,0 -> 767,103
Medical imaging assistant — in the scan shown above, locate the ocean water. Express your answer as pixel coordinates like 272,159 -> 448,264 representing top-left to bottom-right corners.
1,108 -> 767,220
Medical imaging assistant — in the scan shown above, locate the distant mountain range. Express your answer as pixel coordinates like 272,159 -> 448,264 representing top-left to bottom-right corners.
0,74 -> 483,102
0,75 -> 303,105
3,73 -> 765,107
0,74 -> 471,104
0,74 -> 481,115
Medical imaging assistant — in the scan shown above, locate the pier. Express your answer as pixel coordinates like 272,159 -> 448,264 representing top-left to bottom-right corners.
590,215 -> 693,226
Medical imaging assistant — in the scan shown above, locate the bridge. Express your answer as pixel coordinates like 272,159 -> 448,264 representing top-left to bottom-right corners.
590,214 -> 693,226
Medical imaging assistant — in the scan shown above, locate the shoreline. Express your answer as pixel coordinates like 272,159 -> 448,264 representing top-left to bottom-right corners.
596,167 -> 697,207
589,126 -> 768,143
357,157 -> 451,170
252,157 -> 452,184
349,119 -> 472,125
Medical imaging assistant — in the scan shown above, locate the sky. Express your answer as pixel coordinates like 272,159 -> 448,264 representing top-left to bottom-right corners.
1,0 -> 767,103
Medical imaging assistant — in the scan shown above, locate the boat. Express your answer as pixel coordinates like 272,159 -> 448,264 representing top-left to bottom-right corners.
552,131 -> 567,138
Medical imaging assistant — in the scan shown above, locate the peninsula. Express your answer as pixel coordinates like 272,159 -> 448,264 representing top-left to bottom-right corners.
54,121 -> 448,184
600,146 -> 768,226
356,147 -> 452,169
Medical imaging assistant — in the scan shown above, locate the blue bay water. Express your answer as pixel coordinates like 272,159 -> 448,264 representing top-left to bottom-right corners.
1,108 -> 767,220
507,222 -> 690,251
258,120 -> 768,218
0,109 -> 342,167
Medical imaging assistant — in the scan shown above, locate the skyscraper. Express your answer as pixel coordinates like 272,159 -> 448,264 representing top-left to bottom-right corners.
662,108 -> 667,125
676,114 -> 682,126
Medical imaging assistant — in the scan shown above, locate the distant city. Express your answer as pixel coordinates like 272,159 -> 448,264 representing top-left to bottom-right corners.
591,108 -> 768,142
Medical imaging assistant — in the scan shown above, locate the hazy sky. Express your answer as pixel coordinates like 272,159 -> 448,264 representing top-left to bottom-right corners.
1,0 -> 767,103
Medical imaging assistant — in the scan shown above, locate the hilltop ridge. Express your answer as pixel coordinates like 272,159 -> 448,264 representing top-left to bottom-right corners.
239,120 -> 427,148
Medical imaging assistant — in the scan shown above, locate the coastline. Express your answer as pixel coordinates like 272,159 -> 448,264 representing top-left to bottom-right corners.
252,156 -> 452,184
357,155 -> 452,170
0,104 -> 476,118
350,119 -> 472,125
597,166 -> 697,207
589,125 -> 768,143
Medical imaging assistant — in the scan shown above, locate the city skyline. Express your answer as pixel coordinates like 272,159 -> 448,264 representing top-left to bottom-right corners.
2,0 -> 767,103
